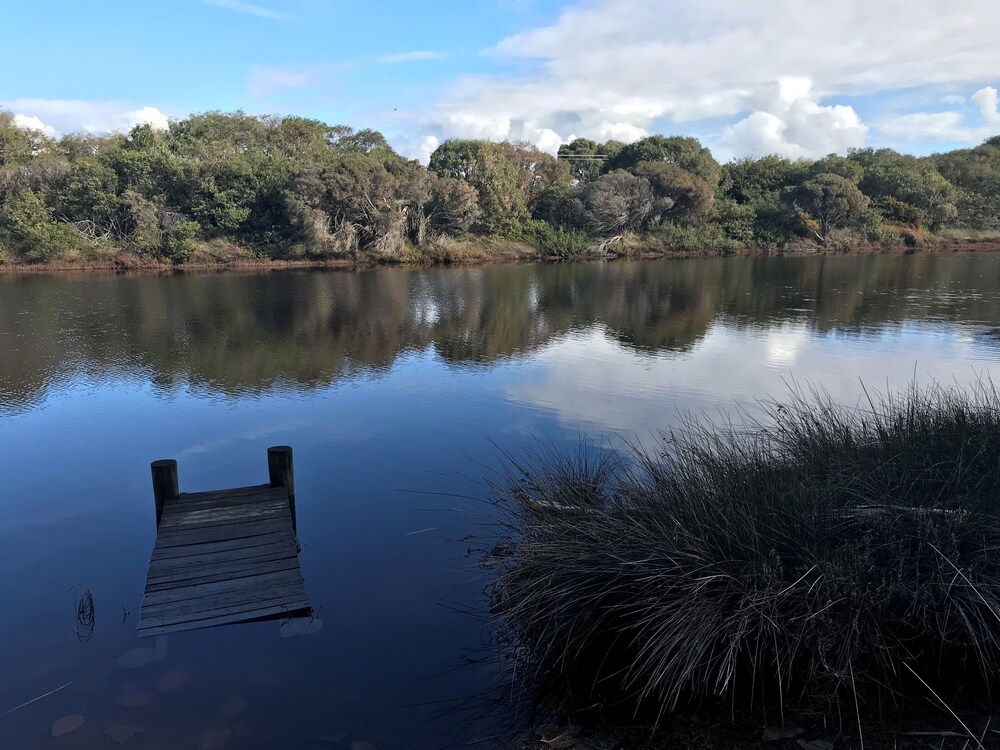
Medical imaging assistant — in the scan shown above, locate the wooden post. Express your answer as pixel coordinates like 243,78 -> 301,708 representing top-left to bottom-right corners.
267,446 -> 296,532
151,459 -> 179,528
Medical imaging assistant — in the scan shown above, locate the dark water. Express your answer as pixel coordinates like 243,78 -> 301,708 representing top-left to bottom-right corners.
1,254 -> 999,749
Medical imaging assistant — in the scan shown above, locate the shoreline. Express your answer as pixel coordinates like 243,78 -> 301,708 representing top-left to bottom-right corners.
2,236 -> 999,275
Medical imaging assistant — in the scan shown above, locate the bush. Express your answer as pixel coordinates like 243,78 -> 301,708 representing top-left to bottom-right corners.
482,383 -> 1000,719
0,189 -> 79,261
652,221 -> 741,253
159,220 -> 200,262
518,220 -> 592,257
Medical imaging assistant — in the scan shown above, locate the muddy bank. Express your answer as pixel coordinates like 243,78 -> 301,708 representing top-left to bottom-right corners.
1,236 -> 999,275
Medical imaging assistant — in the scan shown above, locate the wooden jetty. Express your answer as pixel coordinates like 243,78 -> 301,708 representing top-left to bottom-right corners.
137,446 -> 311,637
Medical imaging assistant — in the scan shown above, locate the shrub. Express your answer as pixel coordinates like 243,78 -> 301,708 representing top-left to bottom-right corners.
159,220 -> 200,262
518,220 -> 593,257
652,221 -> 741,253
482,383 -> 1000,720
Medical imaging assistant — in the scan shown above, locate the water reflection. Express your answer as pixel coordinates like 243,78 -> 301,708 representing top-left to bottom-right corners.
3,253 -> 1000,413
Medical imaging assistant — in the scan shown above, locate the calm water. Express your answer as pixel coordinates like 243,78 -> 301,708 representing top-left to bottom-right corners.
2,254 -> 1000,748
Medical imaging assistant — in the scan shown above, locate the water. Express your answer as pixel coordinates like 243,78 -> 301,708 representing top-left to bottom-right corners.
1,253 -> 999,748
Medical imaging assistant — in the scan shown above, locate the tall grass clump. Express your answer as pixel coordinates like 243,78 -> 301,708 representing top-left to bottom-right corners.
482,383 -> 1000,720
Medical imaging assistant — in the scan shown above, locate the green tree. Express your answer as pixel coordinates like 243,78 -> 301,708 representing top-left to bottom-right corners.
604,135 -> 722,187
632,161 -> 714,222
429,140 -> 529,235
850,148 -> 958,228
0,111 -> 44,166
791,173 -> 869,241
557,138 -> 603,182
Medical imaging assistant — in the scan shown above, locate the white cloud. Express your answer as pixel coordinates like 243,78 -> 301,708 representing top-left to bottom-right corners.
877,86 -> 1000,144
942,94 -> 966,105
12,114 -> 57,137
972,86 -> 1000,124
2,99 -> 170,135
717,77 -> 867,159
393,133 -> 441,165
407,0 -> 1000,158
201,0 -> 292,21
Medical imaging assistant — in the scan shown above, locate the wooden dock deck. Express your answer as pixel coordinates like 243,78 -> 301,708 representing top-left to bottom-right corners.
137,447 -> 311,637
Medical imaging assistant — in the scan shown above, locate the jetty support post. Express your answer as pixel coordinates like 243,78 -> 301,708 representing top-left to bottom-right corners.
151,459 -> 179,527
268,446 -> 296,532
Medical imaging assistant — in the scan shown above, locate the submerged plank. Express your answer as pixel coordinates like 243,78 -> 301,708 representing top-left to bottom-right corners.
145,557 -> 301,590
137,601 -> 312,637
142,569 -> 305,607
140,588 -> 309,627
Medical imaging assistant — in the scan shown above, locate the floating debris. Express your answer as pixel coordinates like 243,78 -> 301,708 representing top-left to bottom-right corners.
797,742 -> 834,750
1,680 -> 74,717
73,588 -> 95,642
105,723 -> 143,744
537,724 -> 580,749
51,713 -> 85,737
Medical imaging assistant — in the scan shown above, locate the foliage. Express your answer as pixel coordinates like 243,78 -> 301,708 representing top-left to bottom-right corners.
581,170 -> 660,235
429,139 -> 530,236
632,161 -> 714,222
791,172 -> 869,241
482,383 -> 1000,719
518,220 -> 592,257
0,107 -> 997,263
603,135 -> 723,187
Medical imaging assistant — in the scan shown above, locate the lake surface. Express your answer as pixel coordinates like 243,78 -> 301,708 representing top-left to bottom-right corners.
2,253 -> 999,749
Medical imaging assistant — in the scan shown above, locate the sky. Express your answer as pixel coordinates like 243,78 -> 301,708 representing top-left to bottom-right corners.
2,0 -> 999,163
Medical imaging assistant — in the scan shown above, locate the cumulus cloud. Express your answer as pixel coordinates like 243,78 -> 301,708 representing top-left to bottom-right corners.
404,0 -> 1000,159
12,114 -> 57,137
717,77 -> 867,159
3,99 -> 170,135
972,86 -> 1000,124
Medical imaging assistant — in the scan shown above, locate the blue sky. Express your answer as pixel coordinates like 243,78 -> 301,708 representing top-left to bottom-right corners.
3,0 -> 999,162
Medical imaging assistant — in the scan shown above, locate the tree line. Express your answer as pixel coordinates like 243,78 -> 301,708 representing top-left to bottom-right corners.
0,110 -> 998,264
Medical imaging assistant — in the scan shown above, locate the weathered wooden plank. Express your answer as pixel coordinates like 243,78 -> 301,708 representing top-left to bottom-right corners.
144,557 -> 301,590
142,569 -> 305,607
140,583 -> 308,622
150,539 -> 296,568
175,484 -> 276,503
154,519 -> 291,548
150,531 -> 291,561
158,509 -> 290,534
137,600 -> 312,637
158,501 -> 289,530
149,550 -> 297,580
168,485 -> 286,510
